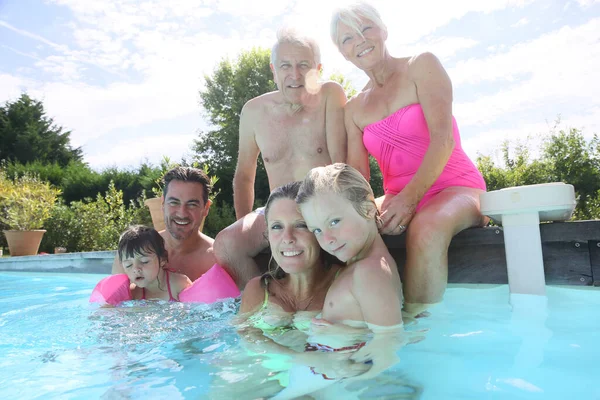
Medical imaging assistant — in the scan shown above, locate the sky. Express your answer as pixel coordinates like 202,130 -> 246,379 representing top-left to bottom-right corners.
1,0 -> 599,171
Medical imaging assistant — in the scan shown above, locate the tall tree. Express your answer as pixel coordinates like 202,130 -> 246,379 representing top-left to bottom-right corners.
193,48 -> 276,206
0,94 -> 83,166
542,127 -> 600,219
476,125 -> 600,220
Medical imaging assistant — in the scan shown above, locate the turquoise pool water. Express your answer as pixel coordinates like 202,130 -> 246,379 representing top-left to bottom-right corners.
0,271 -> 598,399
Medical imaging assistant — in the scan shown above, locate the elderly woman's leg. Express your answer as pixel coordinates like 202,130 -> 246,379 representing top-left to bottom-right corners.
402,187 -> 487,315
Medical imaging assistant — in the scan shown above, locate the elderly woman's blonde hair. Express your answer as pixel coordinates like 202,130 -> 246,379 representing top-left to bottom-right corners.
271,26 -> 322,66
296,163 -> 378,221
330,2 -> 387,49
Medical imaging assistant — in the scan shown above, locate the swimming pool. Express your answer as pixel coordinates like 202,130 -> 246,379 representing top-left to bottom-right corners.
1,271 -> 598,399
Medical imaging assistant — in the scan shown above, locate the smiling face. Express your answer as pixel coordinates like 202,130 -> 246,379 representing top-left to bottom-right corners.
266,197 -> 321,274
271,41 -> 322,104
299,191 -> 374,263
122,250 -> 165,288
336,17 -> 388,70
162,180 -> 210,240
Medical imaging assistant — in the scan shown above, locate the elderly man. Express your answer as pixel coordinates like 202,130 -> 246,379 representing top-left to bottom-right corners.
214,28 -> 347,288
112,166 -> 216,282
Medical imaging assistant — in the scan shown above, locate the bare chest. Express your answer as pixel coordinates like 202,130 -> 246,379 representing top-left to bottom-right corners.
255,108 -> 328,165
167,248 -> 215,282
321,272 -> 361,322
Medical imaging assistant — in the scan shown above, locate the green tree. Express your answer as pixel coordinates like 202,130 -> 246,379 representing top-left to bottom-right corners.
0,94 -> 83,166
193,47 -> 276,207
329,71 -> 358,98
541,128 -> 600,219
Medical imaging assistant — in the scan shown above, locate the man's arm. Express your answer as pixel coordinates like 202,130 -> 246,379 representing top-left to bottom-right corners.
324,81 -> 348,164
345,100 -> 370,180
233,101 -> 260,219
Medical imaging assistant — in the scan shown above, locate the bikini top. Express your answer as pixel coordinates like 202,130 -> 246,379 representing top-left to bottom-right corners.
249,270 -> 341,333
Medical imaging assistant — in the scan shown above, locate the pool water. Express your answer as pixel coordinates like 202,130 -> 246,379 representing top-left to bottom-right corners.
0,272 -> 598,399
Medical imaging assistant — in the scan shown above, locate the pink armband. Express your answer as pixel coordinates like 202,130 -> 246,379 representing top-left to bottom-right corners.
179,264 -> 240,303
89,274 -> 132,306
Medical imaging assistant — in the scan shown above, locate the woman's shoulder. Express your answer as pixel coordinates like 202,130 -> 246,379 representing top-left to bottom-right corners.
345,90 -> 368,115
247,275 -> 267,290
241,276 -> 268,300
406,52 -> 444,76
406,52 -> 440,64
239,276 -> 268,313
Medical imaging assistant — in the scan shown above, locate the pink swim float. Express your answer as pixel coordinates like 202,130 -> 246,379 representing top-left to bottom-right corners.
89,274 -> 132,306
89,264 -> 239,305
179,264 -> 240,303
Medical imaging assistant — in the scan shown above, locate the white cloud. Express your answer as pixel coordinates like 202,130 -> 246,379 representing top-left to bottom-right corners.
3,0 -> 597,171
0,74 -> 30,101
453,18 -> 600,127
575,0 -> 600,7
512,17 -> 530,27
0,20 -> 68,52
85,133 -> 197,170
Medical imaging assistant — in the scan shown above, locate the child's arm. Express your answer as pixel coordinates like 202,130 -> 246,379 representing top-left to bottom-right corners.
345,260 -> 406,379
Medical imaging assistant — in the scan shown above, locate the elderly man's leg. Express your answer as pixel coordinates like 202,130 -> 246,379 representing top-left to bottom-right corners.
402,187 -> 487,316
214,212 -> 268,289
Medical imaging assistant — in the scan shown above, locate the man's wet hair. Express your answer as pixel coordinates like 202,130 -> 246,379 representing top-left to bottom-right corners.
270,26 -> 321,66
162,166 -> 212,204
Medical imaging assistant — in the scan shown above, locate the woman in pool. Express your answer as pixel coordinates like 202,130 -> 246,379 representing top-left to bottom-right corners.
239,181 -> 342,332
119,225 -> 191,301
331,3 -> 488,315
232,176 -> 416,399
235,182 -> 371,396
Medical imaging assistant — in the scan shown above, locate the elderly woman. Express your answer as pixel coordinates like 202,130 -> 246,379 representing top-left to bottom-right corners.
331,3 -> 488,315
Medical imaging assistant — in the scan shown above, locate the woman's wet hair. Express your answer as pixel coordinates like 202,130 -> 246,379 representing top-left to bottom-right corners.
330,2 -> 387,49
118,225 -> 168,264
263,182 -> 303,281
296,163 -> 379,222
264,181 -> 303,221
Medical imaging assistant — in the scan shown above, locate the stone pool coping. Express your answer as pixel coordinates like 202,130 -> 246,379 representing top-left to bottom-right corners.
0,250 -> 115,274
0,220 -> 599,285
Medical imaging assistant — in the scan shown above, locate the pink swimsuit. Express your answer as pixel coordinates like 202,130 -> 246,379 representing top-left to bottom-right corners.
142,270 -> 177,302
363,104 -> 486,211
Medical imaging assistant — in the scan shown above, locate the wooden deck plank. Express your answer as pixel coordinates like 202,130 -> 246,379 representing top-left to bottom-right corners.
258,220 -> 600,286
